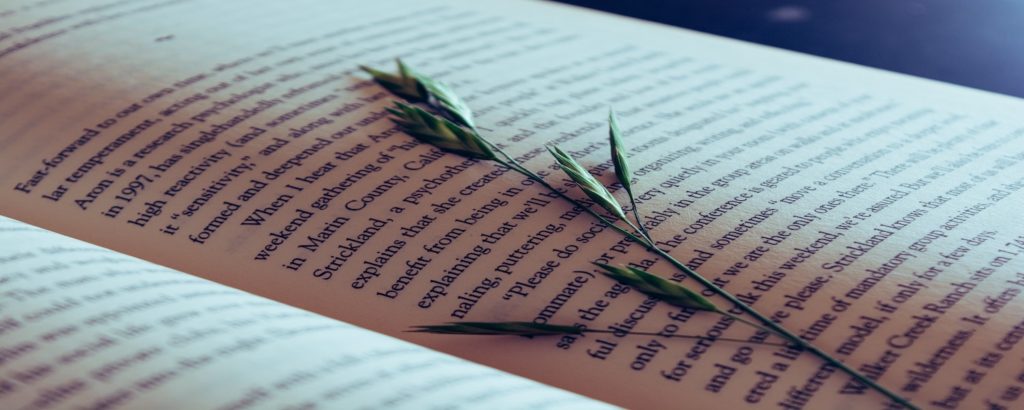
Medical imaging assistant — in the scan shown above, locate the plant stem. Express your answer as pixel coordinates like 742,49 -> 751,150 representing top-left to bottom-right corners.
646,244 -> 915,409
499,152 -> 784,344
579,329 -> 792,347
625,196 -> 654,243
484,142 -> 916,409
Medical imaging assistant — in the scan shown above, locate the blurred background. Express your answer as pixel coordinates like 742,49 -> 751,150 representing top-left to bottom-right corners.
554,0 -> 1024,99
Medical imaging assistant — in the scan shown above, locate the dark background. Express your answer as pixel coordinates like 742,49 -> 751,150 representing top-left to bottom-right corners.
554,0 -> 1024,99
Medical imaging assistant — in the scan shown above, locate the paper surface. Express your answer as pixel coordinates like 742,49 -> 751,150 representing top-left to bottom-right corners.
0,217 -> 605,409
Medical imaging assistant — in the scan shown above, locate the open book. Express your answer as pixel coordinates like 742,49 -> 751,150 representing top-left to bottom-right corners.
2,0 -> 1022,408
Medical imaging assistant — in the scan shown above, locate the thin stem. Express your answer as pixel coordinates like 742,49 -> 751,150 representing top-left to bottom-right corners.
616,215 -> 650,245
579,329 -> 792,347
501,161 -> 648,253
625,191 -> 654,243
488,144 -> 639,242
639,231 -> 915,409
494,146 -> 785,343
410,328 -> 793,348
482,140 -> 916,410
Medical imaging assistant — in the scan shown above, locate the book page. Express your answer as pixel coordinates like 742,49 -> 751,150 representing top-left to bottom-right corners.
0,216 -> 604,409
0,0 -> 1023,408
